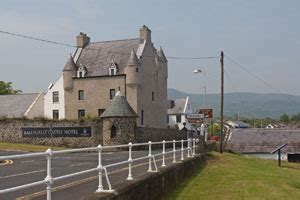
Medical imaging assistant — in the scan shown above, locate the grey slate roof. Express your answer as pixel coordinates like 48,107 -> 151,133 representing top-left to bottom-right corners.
168,99 -> 186,114
100,93 -> 138,118
0,93 -> 39,118
227,129 -> 300,153
75,38 -> 141,77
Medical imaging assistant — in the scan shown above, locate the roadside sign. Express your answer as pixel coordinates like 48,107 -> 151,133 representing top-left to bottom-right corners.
198,109 -> 213,118
21,127 -> 92,137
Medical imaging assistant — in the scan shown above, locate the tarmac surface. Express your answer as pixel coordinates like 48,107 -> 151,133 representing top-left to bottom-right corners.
0,148 -> 189,200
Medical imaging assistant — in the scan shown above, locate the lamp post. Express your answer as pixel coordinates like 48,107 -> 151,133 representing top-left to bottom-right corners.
231,102 -> 240,122
193,69 -> 206,108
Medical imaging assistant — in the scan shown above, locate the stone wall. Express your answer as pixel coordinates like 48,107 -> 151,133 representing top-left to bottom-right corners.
0,119 -> 102,148
0,119 -> 191,148
136,127 -> 186,142
84,154 -> 205,200
102,117 -> 136,145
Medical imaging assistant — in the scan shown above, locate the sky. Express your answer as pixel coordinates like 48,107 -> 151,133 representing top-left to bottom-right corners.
0,0 -> 300,95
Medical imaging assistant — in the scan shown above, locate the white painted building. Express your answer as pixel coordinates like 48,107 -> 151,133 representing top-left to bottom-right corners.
44,76 -> 65,119
167,96 -> 192,130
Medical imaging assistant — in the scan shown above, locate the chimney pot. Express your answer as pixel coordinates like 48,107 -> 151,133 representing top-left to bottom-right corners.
77,32 -> 90,48
139,25 -> 151,43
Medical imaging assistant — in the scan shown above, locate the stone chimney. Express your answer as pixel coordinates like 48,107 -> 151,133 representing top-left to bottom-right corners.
76,32 -> 90,48
139,25 -> 151,42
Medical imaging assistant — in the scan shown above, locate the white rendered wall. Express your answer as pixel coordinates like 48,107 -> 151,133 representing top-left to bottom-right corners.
168,96 -> 193,130
44,76 -> 65,119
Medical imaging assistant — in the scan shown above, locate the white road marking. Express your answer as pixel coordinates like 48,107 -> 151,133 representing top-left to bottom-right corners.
105,157 -> 122,161
21,160 -> 35,163
68,162 -> 91,167
0,169 -> 46,179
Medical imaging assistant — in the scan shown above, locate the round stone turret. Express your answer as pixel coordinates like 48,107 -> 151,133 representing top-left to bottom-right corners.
124,49 -> 141,87
63,55 -> 77,91
100,91 -> 138,145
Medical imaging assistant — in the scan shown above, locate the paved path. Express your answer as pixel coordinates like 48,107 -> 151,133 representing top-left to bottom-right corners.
0,148 -> 191,200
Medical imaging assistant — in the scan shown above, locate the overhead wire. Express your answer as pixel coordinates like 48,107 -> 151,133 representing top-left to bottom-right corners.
0,29 -> 218,60
224,54 -> 299,104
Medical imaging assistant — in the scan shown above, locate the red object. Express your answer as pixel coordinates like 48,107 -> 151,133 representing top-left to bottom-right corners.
210,136 -> 219,142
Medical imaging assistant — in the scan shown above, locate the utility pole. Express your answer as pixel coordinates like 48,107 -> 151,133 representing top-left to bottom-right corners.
220,51 -> 224,153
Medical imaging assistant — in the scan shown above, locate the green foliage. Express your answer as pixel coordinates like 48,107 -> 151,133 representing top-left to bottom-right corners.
278,113 -> 300,124
0,81 -> 22,94
279,114 -> 289,123
207,123 -> 220,136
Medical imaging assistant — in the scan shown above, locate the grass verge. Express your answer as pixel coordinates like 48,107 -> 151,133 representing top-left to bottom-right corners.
164,152 -> 300,200
0,142 -> 66,152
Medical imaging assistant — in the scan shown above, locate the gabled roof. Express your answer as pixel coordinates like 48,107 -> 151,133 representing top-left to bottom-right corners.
168,98 -> 187,114
76,38 -> 141,77
100,92 -> 138,118
0,93 -> 41,118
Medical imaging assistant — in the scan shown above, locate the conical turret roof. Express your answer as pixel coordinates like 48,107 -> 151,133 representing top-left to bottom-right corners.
157,47 -> 167,62
127,49 -> 140,66
100,91 -> 138,118
63,54 -> 77,71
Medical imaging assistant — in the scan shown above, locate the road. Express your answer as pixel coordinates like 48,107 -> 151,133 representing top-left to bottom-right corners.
0,148 -> 190,200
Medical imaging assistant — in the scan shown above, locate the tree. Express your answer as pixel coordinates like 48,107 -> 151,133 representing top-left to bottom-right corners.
0,81 -> 22,94
279,114 -> 289,124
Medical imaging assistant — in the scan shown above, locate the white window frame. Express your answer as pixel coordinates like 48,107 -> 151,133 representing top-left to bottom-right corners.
109,62 -> 118,76
77,66 -> 86,78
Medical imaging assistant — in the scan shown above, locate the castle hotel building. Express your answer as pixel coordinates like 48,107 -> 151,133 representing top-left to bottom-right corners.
44,26 -> 168,128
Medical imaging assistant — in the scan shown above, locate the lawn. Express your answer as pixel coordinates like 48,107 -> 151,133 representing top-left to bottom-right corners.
165,152 -> 300,200
0,142 -> 66,152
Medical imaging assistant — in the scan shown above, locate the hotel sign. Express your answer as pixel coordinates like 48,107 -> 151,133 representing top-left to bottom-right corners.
21,127 -> 92,138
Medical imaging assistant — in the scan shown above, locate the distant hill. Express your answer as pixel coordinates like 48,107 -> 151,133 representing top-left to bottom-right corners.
168,88 -> 300,119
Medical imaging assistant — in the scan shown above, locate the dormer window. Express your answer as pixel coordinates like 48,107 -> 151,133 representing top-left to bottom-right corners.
109,61 -> 118,76
77,65 -> 87,78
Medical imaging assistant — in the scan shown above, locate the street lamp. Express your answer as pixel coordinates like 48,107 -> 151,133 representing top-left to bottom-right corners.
231,102 -> 240,122
193,69 -> 206,108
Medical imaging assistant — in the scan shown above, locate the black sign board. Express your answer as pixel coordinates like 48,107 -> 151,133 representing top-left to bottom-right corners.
21,127 -> 92,138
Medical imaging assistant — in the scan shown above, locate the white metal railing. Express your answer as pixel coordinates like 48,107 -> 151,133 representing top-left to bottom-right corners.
0,138 -> 199,200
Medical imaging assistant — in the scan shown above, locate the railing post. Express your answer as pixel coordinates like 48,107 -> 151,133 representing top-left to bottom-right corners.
161,140 -> 166,167
172,140 -> 176,163
187,138 -> 191,157
192,138 -> 196,156
45,149 -> 53,200
148,141 -> 153,172
180,139 -> 184,161
96,145 -> 103,192
127,142 -> 133,180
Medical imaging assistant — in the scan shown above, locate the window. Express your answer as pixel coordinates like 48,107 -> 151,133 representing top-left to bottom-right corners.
78,90 -> 84,100
52,110 -> 59,120
167,115 -> 169,123
52,91 -> 59,103
136,68 -> 139,72
98,109 -> 105,117
110,68 -> 116,76
77,65 -> 87,78
152,92 -> 154,102
78,109 -> 85,118
141,110 -> 144,125
176,114 -> 182,123
109,62 -> 118,75
109,89 -> 116,100
111,125 -> 117,138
